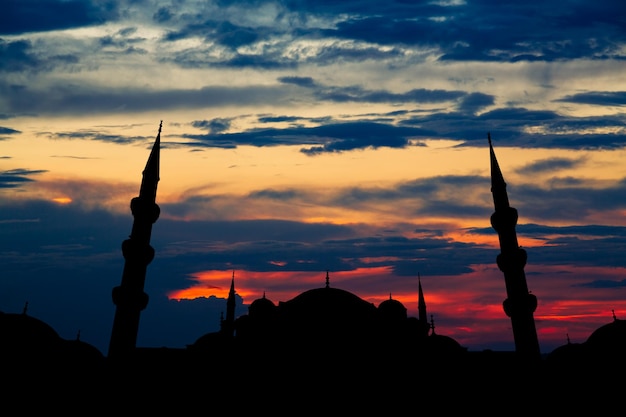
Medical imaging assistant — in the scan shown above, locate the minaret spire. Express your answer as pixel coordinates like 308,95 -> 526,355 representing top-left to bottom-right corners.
222,270 -> 237,337
418,273 -> 429,337
108,122 -> 162,359
488,133 -> 541,360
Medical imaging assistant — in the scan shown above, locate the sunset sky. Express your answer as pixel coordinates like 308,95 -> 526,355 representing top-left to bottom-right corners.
1,0 -> 626,356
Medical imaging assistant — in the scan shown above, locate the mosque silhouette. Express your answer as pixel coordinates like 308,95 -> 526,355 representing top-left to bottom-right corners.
2,123 -> 624,411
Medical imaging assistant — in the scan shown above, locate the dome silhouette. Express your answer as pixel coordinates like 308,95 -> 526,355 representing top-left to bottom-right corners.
378,295 -> 408,322
585,317 -> 626,350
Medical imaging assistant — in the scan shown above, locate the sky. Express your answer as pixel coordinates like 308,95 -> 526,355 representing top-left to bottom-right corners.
1,0 -> 626,356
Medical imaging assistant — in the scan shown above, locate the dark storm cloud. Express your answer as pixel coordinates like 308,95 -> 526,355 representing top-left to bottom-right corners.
0,126 -> 20,136
93,0 -> 625,72
48,130 -> 153,145
0,82 -> 293,115
0,39 -> 39,71
314,86 -> 466,104
470,223 -> 626,268
153,7 -> 174,24
1,0 -> 119,35
257,115 -> 307,124
164,19 -> 264,49
508,179 -> 626,221
0,38 -> 82,73
321,0 -> 626,62
98,28 -> 148,55
183,121 -> 432,152
516,157 -> 586,175
0,169 -> 46,188
191,118 -> 232,134
457,93 -> 495,115
576,279 -> 626,289
405,107 -> 626,149
299,122 -> 430,154
143,216 -> 490,278
278,76 -> 317,88
556,91 -> 626,106
6,77 -> 623,151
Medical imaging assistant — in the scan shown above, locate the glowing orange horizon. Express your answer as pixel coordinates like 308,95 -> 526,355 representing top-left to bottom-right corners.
166,264 -> 626,352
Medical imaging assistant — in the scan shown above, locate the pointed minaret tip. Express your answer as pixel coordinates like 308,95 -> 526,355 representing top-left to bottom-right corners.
139,122 -> 162,201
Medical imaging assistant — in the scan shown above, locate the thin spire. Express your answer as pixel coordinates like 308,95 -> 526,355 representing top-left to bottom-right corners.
418,273 -> 427,323
488,132 -> 510,210
139,120 -> 161,203
325,270 -> 330,288
223,270 -> 237,337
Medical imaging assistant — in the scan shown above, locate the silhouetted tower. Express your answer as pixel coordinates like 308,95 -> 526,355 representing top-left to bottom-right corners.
108,122 -> 162,359
418,273 -> 430,337
221,271 -> 237,337
488,133 -> 541,359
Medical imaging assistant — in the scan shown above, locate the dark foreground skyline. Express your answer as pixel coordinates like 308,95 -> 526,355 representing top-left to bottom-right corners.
2,0 -> 626,356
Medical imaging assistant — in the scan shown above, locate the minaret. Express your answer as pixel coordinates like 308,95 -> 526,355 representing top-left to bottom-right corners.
417,274 -> 430,337
108,122 -> 162,359
221,271 -> 237,337
488,133 -> 541,359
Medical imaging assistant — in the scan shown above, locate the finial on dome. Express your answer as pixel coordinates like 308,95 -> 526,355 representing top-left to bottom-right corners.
430,314 -> 436,335
389,292 -> 392,300
612,309 -> 617,321
22,301 -> 28,315
76,330 -> 81,341
325,270 -> 330,288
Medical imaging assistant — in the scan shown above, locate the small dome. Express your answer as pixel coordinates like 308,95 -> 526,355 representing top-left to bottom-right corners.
378,296 -> 407,322
545,341 -> 587,365
249,294 -> 276,318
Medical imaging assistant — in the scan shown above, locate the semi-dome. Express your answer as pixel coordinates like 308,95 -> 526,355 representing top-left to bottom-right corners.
585,316 -> 626,354
0,311 -> 61,350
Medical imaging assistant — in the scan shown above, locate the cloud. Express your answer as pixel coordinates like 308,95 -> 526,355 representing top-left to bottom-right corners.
555,91 -> 626,106
0,0 -> 119,35
0,39 -> 41,72
516,157 -> 587,175
575,279 -> 626,289
0,168 -> 47,188
191,118 -> 232,134
0,126 -> 21,139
